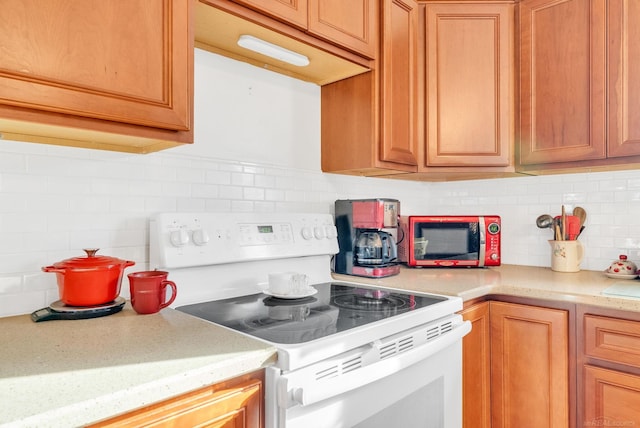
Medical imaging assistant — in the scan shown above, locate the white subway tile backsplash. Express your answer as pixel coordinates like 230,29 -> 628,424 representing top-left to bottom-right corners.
177,197 -> 206,212
254,201 -> 276,212
3,50 -> 640,317
232,172 -> 255,187
176,166 -> 205,183
219,185 -> 243,200
192,183 -> 220,199
0,275 -> 22,293
231,200 -> 255,212
2,291 -> 49,317
243,187 -> 265,200
265,188 -> 286,201
129,179 -> 162,196
144,197 -> 177,213
255,174 -> 276,188
0,152 -> 26,172
2,173 -> 47,193
205,170 -> 232,185
205,199 -> 231,212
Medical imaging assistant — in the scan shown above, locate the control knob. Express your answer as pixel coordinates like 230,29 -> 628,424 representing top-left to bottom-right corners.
301,227 -> 314,240
170,229 -> 189,247
192,229 -> 210,246
325,225 -> 337,239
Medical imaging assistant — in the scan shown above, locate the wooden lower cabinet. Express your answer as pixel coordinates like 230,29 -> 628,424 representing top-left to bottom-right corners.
461,300 -> 571,428
583,365 -> 640,427
460,301 -> 491,428
88,371 -> 264,428
490,301 -> 570,428
580,308 -> 640,427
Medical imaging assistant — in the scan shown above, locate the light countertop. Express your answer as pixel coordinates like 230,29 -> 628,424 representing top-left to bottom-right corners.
3,264 -> 640,427
332,264 -> 640,312
0,304 -> 276,428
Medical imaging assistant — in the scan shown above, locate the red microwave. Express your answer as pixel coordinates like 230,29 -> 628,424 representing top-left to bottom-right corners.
398,215 -> 501,267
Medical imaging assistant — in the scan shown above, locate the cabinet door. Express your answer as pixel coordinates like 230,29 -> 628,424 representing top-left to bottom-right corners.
379,0 -> 419,167
321,0 -> 417,176
519,0 -> 606,166
0,0 -> 192,133
308,0 -> 377,59
423,3 -> 513,167
461,302 -> 491,428
584,365 -> 640,426
232,0 -> 308,29
607,0 -> 640,158
490,301 -> 569,428
88,371 -> 263,428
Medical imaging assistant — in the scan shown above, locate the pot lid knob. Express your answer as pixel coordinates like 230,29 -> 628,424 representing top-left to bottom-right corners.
83,248 -> 99,257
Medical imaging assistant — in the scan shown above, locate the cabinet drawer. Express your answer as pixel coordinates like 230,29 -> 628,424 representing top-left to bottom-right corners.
584,314 -> 640,367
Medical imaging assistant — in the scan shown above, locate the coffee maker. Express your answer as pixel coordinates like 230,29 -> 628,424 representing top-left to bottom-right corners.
334,199 -> 401,278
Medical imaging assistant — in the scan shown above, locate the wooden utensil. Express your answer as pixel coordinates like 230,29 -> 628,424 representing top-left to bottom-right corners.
573,206 -> 587,229
561,205 -> 567,240
573,206 -> 587,238
554,217 -> 562,241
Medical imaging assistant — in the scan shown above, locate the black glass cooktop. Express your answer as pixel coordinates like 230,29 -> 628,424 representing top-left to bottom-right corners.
176,282 -> 446,344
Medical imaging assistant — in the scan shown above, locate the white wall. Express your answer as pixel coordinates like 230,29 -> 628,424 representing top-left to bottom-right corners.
1,49 -> 639,317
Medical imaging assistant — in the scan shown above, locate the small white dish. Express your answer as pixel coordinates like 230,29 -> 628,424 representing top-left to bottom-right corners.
604,271 -> 639,280
263,287 -> 318,299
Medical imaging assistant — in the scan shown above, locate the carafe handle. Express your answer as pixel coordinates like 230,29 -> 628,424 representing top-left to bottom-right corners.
381,233 -> 397,263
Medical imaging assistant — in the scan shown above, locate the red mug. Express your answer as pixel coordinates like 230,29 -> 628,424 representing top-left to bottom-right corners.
128,271 -> 177,314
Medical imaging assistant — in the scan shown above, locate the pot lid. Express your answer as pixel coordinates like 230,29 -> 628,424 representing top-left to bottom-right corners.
52,249 -> 134,269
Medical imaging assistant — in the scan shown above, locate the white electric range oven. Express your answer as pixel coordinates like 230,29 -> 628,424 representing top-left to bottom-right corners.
150,212 -> 471,428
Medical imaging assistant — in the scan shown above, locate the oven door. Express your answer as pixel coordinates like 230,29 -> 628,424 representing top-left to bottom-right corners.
266,315 -> 471,428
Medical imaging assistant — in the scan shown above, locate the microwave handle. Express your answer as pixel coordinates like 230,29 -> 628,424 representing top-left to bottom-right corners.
278,320 -> 471,408
478,216 -> 486,266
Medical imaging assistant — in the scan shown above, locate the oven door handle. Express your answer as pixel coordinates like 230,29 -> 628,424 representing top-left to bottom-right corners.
279,320 -> 471,408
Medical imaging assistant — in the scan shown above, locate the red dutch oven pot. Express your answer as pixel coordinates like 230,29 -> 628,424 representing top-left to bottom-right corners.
42,249 -> 135,306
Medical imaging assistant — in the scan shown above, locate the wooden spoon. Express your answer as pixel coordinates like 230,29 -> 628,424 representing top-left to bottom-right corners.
573,206 -> 587,238
573,206 -> 587,228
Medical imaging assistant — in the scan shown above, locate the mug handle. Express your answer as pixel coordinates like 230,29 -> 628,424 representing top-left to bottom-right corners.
159,280 -> 178,309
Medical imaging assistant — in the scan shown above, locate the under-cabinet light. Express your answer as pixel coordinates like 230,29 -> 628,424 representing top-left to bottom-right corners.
237,35 -> 310,67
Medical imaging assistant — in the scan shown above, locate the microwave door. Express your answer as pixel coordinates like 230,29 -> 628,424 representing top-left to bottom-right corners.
415,224 -> 480,262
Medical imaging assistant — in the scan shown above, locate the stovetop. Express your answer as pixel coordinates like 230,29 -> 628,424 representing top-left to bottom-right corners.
176,282 -> 446,345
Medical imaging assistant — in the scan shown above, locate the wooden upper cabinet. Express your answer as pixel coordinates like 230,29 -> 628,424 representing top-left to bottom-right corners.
380,0 -> 419,166
232,0 -> 377,58
422,2 -> 513,168
308,0 -> 377,60
321,0 -> 418,176
0,0 -> 193,153
231,0 -> 308,29
490,301 -> 570,428
607,0 -> 640,158
518,0 -> 607,167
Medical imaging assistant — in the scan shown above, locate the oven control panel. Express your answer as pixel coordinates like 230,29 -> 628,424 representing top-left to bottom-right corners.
150,212 -> 339,268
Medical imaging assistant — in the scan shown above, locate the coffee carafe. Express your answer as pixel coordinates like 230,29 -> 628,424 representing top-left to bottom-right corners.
334,199 -> 401,278
355,231 -> 397,265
